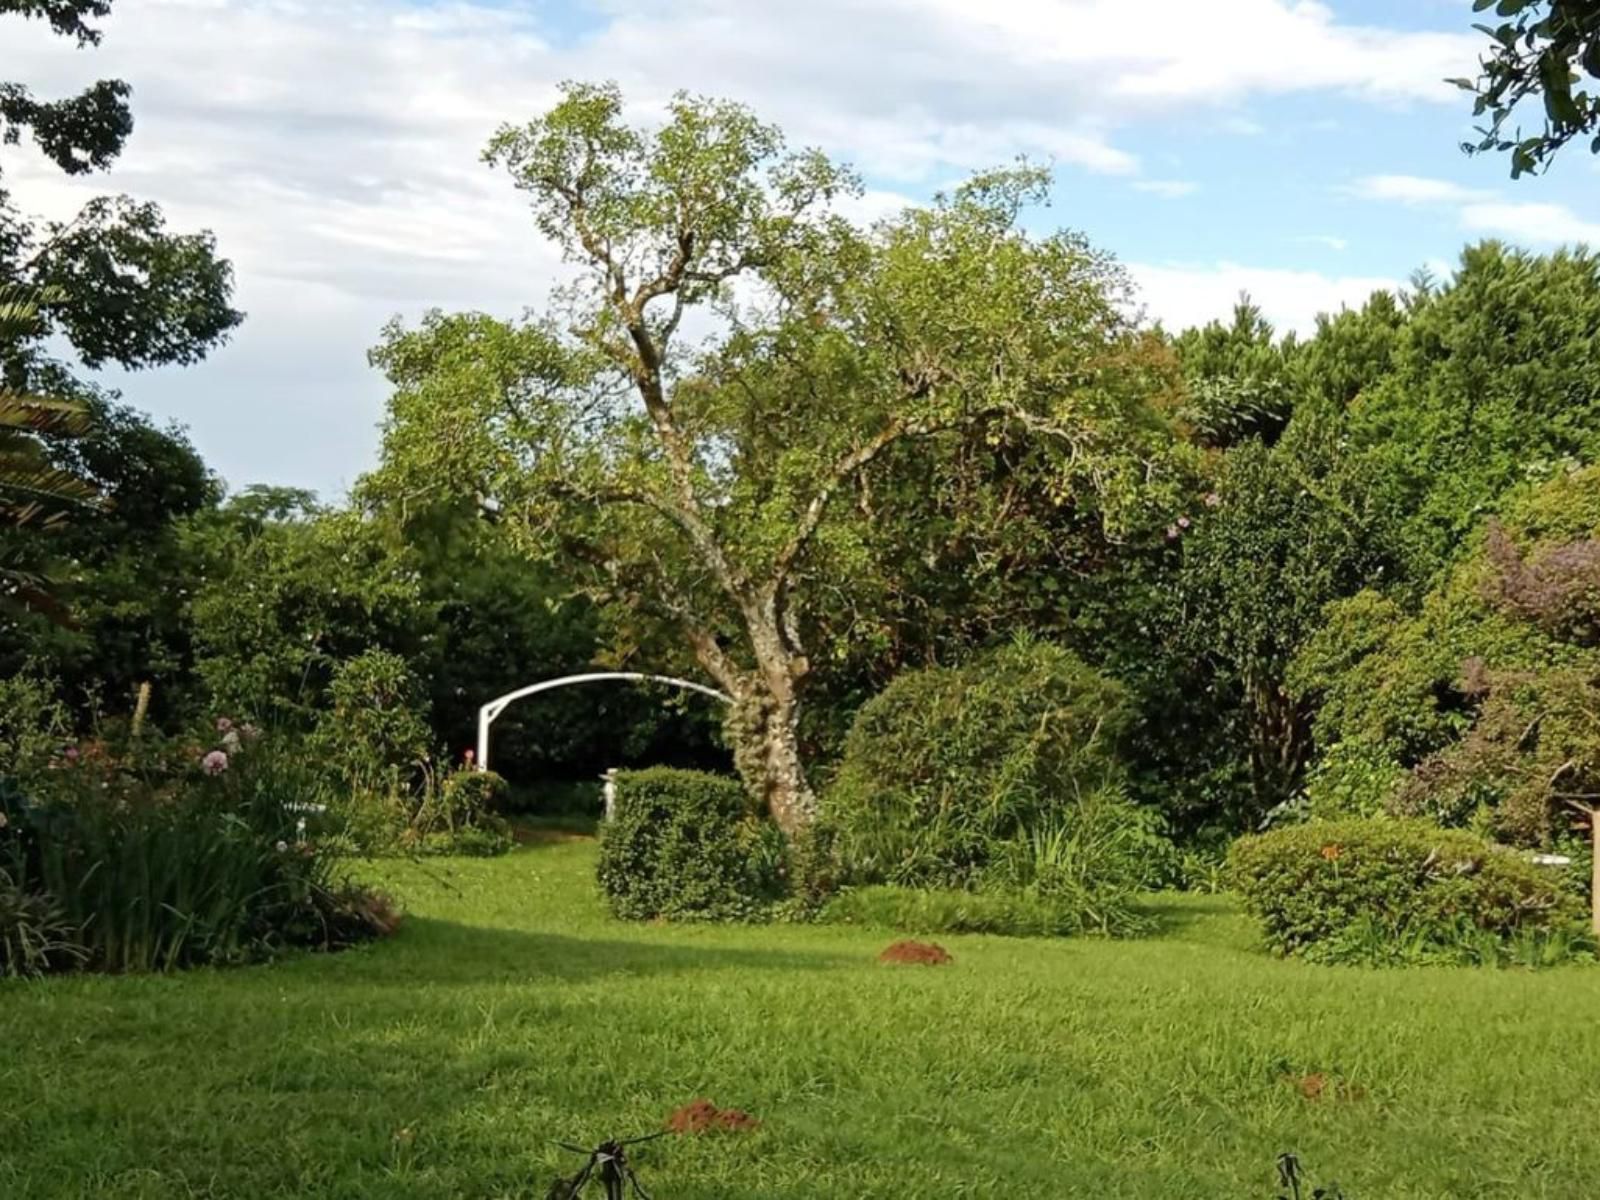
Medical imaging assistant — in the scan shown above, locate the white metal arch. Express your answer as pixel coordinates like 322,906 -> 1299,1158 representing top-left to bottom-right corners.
475,672 -> 732,772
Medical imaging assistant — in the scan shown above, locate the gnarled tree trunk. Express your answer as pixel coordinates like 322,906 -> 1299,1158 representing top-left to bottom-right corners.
726,685 -> 815,840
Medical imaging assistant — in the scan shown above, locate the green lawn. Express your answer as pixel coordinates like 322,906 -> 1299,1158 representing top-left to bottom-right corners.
3,836 -> 1598,1198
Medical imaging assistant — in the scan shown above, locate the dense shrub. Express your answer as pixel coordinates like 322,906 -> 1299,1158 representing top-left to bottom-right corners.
597,768 -> 784,921
0,725 -> 396,973
1229,818 -> 1582,964
1395,666 -> 1600,846
327,766 -> 514,858
1290,467 -> 1600,829
0,672 -> 70,781
310,649 -> 434,790
424,768 -> 509,828
404,768 -> 514,856
821,638 -> 1132,889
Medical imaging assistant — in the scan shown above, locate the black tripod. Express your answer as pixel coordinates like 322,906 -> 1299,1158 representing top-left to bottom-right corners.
546,1132 -> 667,1199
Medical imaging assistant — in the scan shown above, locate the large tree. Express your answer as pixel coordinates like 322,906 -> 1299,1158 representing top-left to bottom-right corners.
367,84 -> 1172,837
1455,0 -> 1600,177
1,0 -> 240,630
1,0 -> 241,385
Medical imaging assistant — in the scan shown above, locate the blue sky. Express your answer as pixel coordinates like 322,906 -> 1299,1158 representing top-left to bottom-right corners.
10,0 -> 1600,498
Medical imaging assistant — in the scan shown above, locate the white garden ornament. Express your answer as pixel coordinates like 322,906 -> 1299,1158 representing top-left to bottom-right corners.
474,673 -> 732,774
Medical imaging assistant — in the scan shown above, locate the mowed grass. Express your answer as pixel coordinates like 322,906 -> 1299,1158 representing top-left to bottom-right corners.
3,837 -> 1599,1199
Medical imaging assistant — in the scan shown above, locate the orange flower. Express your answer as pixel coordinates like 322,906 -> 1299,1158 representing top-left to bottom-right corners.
1320,844 -> 1342,862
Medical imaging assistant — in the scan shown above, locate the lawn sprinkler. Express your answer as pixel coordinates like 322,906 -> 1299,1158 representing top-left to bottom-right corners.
546,1132 -> 667,1199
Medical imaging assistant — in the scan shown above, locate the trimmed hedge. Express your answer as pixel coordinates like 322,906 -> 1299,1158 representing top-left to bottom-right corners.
597,768 -> 785,921
1229,817 -> 1581,961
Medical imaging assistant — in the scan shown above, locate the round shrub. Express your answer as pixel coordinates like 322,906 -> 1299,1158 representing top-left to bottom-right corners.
597,767 -> 784,921
820,638 -> 1131,888
1229,817 -> 1582,962
417,768 -> 509,832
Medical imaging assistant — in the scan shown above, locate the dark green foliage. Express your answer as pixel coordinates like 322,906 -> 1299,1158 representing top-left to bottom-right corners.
1175,433 -> 1403,818
1398,665 -> 1600,847
0,669 -> 69,776
401,503 -> 726,778
1,396 -> 219,721
30,197 -> 241,370
434,768 -> 509,822
821,638 -> 1132,889
597,768 -> 784,921
1229,818 -> 1582,964
1343,245 -> 1600,580
1455,0 -> 1600,177
0,3 -> 126,177
187,505 -> 431,729
1171,300 -> 1295,448
2,2 -> 117,46
408,768 -> 514,856
1,1 -> 240,380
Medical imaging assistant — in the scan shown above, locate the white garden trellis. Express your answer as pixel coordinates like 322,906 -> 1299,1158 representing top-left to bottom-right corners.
475,672 -> 732,773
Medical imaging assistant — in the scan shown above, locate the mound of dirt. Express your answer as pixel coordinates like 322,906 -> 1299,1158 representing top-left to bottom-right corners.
665,1099 -> 760,1134
878,940 -> 953,966
1284,1072 -> 1367,1103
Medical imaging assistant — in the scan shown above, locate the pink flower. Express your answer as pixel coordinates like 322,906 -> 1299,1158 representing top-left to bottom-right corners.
64,745 -> 80,762
1203,491 -> 1221,508
1166,525 -> 1180,540
1177,515 -> 1191,529
201,750 -> 229,776
463,748 -> 476,766
215,717 -> 234,734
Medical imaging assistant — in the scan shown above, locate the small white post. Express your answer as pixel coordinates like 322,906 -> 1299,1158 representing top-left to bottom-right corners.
602,768 -> 618,822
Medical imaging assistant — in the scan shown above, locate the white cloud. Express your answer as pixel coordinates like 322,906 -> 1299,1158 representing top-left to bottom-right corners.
1134,180 -> 1199,198
911,0 -> 1475,105
1352,175 -> 1600,249
4,0 -> 1484,492
1299,234 -> 1349,251
1460,202 -> 1600,248
1129,261 -> 1401,336
1351,174 -> 1488,205
1218,115 -> 1266,136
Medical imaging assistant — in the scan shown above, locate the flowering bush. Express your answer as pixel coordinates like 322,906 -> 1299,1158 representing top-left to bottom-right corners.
0,722 -> 399,973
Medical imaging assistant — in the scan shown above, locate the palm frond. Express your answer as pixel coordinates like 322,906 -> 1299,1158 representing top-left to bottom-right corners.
0,392 -> 97,438
0,284 -> 64,339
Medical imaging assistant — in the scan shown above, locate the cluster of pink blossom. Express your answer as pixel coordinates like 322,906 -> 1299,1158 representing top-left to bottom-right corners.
199,717 -> 261,775
1165,493 -> 1222,540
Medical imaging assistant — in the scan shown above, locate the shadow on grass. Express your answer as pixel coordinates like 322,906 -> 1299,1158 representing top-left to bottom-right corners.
509,814 -> 600,843
320,917 -> 861,987
1134,893 -> 1259,951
